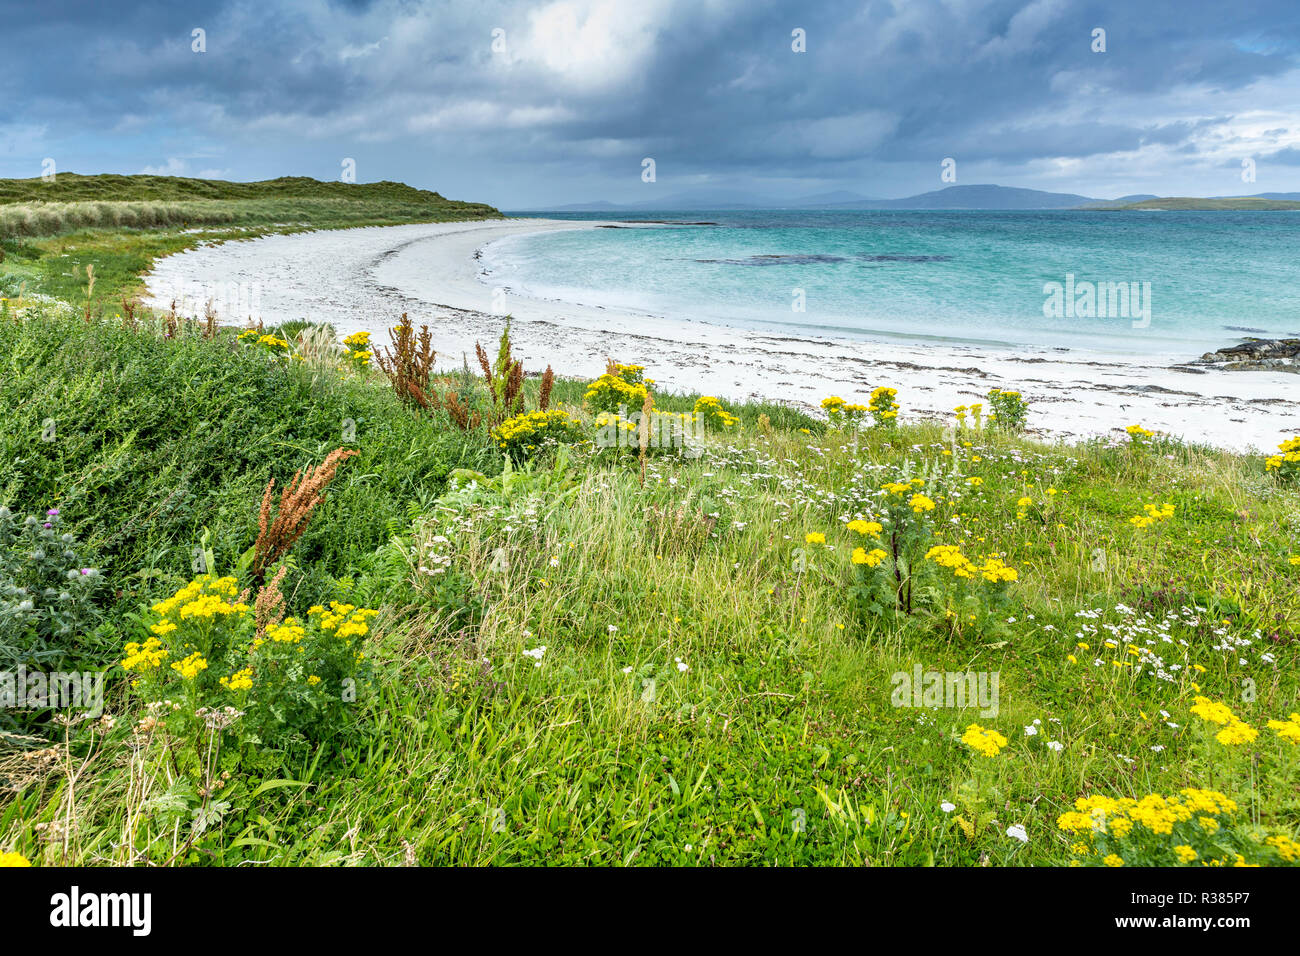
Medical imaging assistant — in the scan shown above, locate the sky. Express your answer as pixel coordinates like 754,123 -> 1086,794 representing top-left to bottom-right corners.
2,0 -> 1299,208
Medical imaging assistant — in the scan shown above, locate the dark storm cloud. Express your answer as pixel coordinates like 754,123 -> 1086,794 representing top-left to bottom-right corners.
2,0 -> 1298,205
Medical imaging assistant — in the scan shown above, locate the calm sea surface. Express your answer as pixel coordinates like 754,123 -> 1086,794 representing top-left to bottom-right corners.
492,210 -> 1300,356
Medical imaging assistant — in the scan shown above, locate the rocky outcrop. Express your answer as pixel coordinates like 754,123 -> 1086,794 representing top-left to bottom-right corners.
1194,338 -> 1300,373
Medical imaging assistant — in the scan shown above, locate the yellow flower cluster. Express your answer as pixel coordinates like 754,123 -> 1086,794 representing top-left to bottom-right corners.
846,519 -> 882,536
126,575 -> 250,681
1058,789 -> 1237,838
805,532 -> 826,545
908,493 -> 936,513
1129,502 -> 1175,528
851,547 -> 888,567
986,388 -> 1029,431
694,395 -> 739,429
244,333 -> 289,353
1264,436 -> 1300,478
954,402 -> 984,428
961,724 -> 1008,757
311,602 -> 378,639
868,386 -> 900,425
171,651 -> 208,680
490,409 -> 586,455
1190,695 -> 1258,745
584,372 -> 648,411
821,395 -> 868,429
179,593 -> 249,620
1266,835 -> 1300,862
266,617 -> 306,644
1266,713 -> 1300,745
924,545 -> 1018,583
1189,696 -> 1234,724
596,408 -> 695,442
220,668 -> 254,691
0,852 -> 31,867
342,330 -> 372,369
152,575 -> 242,616
1215,721 -> 1259,745
975,555 -> 1018,583
145,577 -> 250,668
882,480 -> 919,496
121,636 -> 169,672
926,544 -> 972,576
610,363 -> 653,386
1126,424 -> 1155,441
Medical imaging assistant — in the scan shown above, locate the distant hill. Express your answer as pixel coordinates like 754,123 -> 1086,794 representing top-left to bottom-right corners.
543,184 -> 1300,213
544,184 -> 1129,211
1107,196 -> 1300,211
1078,194 -> 1160,208
818,184 -> 1100,209
0,173 -> 501,237
1216,192 -> 1300,201
551,188 -> 784,211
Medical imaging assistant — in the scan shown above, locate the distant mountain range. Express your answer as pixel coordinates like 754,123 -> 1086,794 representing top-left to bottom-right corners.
535,184 -> 1300,212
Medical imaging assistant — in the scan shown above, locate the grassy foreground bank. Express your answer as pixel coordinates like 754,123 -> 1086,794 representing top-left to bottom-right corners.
0,302 -> 1296,867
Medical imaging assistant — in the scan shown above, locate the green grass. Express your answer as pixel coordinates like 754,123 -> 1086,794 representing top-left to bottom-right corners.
1,302 -> 1298,867
0,314 -> 500,677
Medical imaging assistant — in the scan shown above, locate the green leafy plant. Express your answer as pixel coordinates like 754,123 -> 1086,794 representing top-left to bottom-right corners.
489,409 -> 587,462
123,573 -> 375,755
821,396 -> 867,430
986,388 -> 1029,433
1265,436 -> 1300,483
1058,788 -> 1299,867
476,321 -> 525,422
867,386 -> 900,427
585,362 -> 650,415
0,506 -> 103,669
693,395 -> 738,431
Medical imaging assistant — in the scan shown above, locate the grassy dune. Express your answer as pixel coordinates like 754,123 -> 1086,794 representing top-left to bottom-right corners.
0,173 -> 501,307
0,173 -> 500,237
1,300 -> 1297,867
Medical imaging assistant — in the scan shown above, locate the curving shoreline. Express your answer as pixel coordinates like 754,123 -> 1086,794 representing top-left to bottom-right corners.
143,218 -> 1300,453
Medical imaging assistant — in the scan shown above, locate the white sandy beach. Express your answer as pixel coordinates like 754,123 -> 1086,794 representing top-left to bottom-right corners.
143,218 -> 1300,453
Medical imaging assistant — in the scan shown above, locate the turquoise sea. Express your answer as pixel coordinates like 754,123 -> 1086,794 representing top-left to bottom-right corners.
494,210 -> 1300,356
